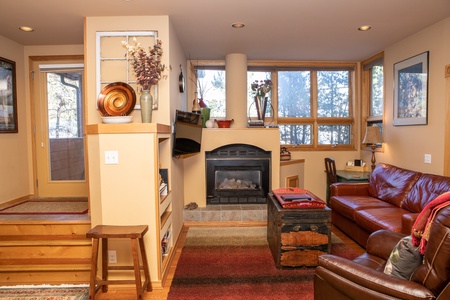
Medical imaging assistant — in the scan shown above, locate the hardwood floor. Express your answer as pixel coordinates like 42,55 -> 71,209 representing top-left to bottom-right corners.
94,224 -> 364,300
0,200 -> 365,299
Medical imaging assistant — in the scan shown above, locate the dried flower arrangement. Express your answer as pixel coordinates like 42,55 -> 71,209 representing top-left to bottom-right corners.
251,79 -> 273,98
122,38 -> 166,91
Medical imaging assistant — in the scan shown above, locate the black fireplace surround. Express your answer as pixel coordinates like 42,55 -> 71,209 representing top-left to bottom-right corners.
205,143 -> 271,205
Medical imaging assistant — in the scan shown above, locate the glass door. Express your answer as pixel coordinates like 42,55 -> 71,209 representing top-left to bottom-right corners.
33,60 -> 87,197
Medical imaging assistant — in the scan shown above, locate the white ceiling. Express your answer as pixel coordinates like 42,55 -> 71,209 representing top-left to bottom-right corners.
1,0 -> 450,61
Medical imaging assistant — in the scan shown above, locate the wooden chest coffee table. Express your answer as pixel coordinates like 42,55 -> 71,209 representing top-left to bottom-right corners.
267,192 -> 331,269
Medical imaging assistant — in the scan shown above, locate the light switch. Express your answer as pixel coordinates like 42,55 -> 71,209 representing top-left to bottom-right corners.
424,154 -> 431,164
105,150 -> 119,164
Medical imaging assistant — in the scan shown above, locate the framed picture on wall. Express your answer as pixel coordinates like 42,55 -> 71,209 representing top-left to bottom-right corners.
0,57 -> 18,133
393,51 -> 429,126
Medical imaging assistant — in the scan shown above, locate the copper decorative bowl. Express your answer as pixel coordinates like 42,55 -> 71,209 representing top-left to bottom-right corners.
215,119 -> 234,128
97,82 -> 136,116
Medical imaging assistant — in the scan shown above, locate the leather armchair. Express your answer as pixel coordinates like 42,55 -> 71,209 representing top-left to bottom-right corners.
314,206 -> 450,300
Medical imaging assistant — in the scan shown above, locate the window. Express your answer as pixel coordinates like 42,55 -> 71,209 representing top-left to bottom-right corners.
195,67 -> 226,118
96,31 -> 160,109
362,53 -> 384,148
247,63 -> 355,149
190,61 -> 226,118
247,71 -> 272,119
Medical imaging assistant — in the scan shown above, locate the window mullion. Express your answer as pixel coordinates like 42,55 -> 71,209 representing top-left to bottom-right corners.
311,71 -> 318,147
271,70 -> 279,123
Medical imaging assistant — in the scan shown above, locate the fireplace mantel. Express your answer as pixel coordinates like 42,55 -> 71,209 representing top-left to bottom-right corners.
183,128 -> 281,207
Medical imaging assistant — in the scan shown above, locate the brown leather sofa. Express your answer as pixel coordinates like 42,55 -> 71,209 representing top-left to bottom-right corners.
330,163 -> 450,246
314,205 -> 450,300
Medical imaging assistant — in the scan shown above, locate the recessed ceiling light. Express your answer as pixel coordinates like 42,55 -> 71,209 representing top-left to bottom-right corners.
19,26 -> 34,32
232,22 -> 245,29
358,25 -> 372,31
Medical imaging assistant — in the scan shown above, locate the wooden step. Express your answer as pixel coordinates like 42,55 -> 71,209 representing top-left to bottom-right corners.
0,270 -> 91,285
0,222 -> 91,237
0,264 -> 91,272
0,220 -> 93,285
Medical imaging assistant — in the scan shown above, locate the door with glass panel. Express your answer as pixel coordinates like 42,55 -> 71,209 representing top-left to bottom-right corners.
33,60 -> 88,197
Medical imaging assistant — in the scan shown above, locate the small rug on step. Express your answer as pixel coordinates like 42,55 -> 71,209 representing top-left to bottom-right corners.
0,200 -> 88,215
167,226 -> 360,300
0,284 -> 88,299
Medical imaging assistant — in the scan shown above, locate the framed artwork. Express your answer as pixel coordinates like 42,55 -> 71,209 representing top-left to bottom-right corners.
393,51 -> 429,126
0,57 -> 18,133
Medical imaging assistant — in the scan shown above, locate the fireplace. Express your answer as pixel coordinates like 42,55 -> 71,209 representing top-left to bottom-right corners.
205,143 -> 271,205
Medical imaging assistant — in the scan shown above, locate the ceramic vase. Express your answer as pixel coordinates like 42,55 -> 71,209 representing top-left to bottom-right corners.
140,90 -> 153,123
255,96 -> 268,121
201,107 -> 211,128
192,98 -> 201,113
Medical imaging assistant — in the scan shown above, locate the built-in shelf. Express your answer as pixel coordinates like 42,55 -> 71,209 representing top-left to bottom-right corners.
160,211 -> 172,229
86,123 -> 174,289
160,192 -> 171,205
86,123 -> 171,135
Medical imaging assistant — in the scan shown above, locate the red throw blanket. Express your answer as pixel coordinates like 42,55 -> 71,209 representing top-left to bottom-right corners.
411,191 -> 450,254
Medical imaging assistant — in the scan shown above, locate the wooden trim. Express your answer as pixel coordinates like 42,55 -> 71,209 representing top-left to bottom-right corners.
285,175 -> 299,188
0,235 -> 90,241
280,158 -> 305,166
444,64 -> 450,175
0,258 -> 91,265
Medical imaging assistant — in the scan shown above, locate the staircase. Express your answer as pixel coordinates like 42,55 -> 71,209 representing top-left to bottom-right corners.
0,221 -> 92,285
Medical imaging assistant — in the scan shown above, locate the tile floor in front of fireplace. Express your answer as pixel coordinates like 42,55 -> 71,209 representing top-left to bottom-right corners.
183,204 -> 267,222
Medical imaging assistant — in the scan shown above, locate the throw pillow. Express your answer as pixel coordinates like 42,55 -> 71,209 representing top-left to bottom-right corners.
383,235 -> 423,280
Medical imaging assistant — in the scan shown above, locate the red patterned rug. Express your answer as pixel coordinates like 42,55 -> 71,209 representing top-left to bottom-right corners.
0,284 -> 88,299
167,227 -> 359,300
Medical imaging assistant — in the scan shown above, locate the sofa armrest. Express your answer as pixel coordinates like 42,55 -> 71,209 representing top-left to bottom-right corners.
316,255 -> 434,299
402,212 -> 419,235
366,230 -> 405,260
330,182 -> 370,197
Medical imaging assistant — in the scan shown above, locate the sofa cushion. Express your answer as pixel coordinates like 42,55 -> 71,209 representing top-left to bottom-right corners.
368,163 -> 421,207
383,236 -> 423,280
355,207 -> 411,233
331,195 -> 394,221
401,173 -> 450,213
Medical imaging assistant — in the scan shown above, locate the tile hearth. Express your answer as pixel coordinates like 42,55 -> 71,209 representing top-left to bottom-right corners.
183,204 -> 267,222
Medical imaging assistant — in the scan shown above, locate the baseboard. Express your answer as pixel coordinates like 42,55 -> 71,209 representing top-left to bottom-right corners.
0,195 -> 34,209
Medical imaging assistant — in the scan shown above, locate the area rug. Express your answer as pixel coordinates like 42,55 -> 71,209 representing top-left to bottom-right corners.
0,284 -> 88,299
167,226 -> 360,300
0,200 -> 88,215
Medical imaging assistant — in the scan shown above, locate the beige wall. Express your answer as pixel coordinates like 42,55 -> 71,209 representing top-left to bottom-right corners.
0,37 -> 84,204
364,17 -> 450,175
0,36 -> 29,204
84,15 -> 187,285
165,18 -> 187,241
84,16 -> 171,126
2,15 -> 450,207
83,14 -> 188,228
183,128 -> 281,207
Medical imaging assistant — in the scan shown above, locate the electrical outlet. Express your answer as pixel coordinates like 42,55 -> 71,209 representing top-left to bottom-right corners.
424,154 -> 431,164
108,250 -> 117,263
105,151 -> 119,165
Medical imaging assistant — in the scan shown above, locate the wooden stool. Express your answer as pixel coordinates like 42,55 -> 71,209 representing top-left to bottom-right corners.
86,225 -> 151,300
